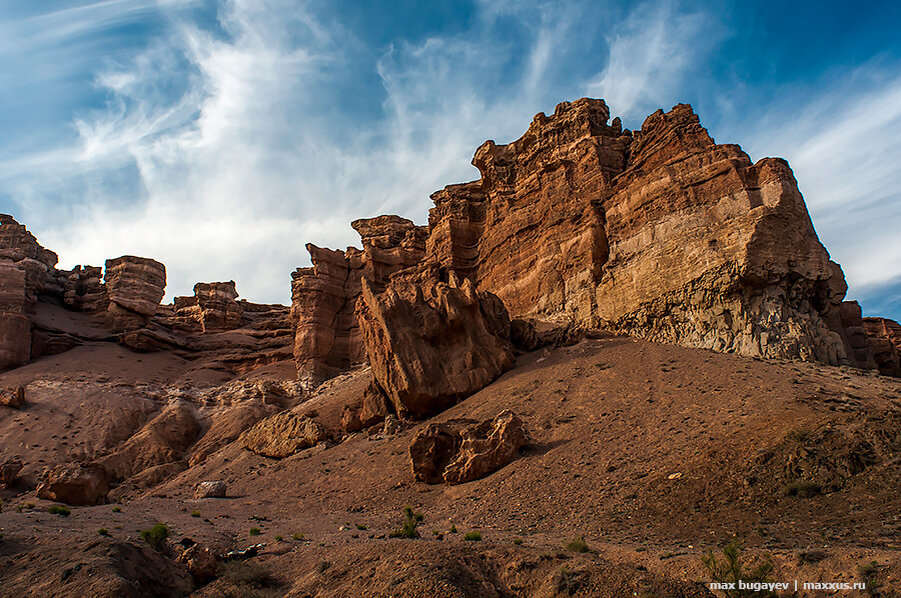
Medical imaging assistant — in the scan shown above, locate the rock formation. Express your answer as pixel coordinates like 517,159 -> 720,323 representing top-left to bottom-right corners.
291,215 -> 426,387
356,266 -> 515,418
424,99 -> 873,368
104,256 -> 167,332
0,386 -> 25,409
410,410 -> 528,485
173,281 -> 243,332
863,317 -> 901,377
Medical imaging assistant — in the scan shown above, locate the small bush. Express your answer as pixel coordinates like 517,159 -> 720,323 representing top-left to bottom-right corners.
450,524 -> 458,534
112,506 -> 122,513
275,535 -> 283,542
565,537 -> 590,553
140,523 -> 169,551
222,560 -> 280,595
513,538 -> 523,545
464,531 -> 482,542
292,533 -> 305,541
389,507 -> 422,539
316,561 -> 331,574
48,505 -> 71,517
249,527 -> 261,536
859,561 -> 883,596
190,510 -> 200,518
356,524 -> 367,530
701,541 -> 774,598
784,481 -> 822,498
556,565 -> 585,595
98,528 -> 110,536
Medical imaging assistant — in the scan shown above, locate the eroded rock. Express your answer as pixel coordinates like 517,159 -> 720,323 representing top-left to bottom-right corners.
356,267 -> 515,418
0,457 -> 23,488
410,410 -> 528,485
193,480 -> 227,499
104,256 -> 166,332
0,385 -> 25,409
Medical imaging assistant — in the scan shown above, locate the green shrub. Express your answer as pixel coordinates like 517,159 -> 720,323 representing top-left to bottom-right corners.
701,541 -> 774,597
98,528 -> 110,537
859,561 -> 883,596
48,505 -> 71,517
112,506 -> 122,513
190,510 -> 200,518
565,537 -> 590,553
450,524 -> 458,534
356,524 -> 367,530
140,523 -> 169,551
292,533 -> 305,541
464,531 -> 482,542
249,527 -> 261,536
275,535 -> 283,542
389,507 -> 422,539
513,538 -> 524,545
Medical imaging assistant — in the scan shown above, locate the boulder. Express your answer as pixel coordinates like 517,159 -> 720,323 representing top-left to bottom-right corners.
104,256 -> 166,332
177,544 -> 220,584
0,457 -> 23,488
36,462 -> 109,505
410,410 -> 528,485
356,266 -> 515,418
193,480 -> 227,499
239,411 -> 328,458
341,382 -> 392,433
0,385 -> 25,409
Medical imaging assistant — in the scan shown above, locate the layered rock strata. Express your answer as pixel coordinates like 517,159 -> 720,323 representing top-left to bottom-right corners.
173,281 -> 243,332
291,215 -> 426,386
863,317 -> 901,377
104,256 -> 167,332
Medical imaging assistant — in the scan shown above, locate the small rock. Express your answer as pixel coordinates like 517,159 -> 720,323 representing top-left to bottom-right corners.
0,386 -> 25,409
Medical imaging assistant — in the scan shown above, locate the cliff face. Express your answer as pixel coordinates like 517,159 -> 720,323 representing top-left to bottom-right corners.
421,99 -> 874,369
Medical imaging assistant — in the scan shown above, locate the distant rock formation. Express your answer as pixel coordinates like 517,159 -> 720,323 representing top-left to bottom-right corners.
863,317 -> 901,377
104,256 -> 167,332
173,281 -> 243,332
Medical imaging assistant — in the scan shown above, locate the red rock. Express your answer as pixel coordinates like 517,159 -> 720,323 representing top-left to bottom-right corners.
58,265 -> 107,312
291,215 -> 426,388
36,462 -> 109,506
173,281 -> 243,332
193,480 -> 227,499
104,256 -> 166,332
341,382 -> 392,433
355,266 -> 515,418
863,317 -> 901,377
176,544 -> 220,584
0,386 -> 25,409
409,410 -> 528,485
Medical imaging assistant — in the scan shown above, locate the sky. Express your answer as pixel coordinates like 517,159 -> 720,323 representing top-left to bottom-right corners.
1,0 -> 900,318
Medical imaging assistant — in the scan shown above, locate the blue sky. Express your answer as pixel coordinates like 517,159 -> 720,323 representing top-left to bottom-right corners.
1,1 -> 900,319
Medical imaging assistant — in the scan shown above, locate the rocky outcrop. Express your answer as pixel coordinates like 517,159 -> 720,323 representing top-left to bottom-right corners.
239,411 -> 328,458
36,462 -> 109,506
422,99 -> 873,368
173,281 -> 243,332
98,401 -> 200,482
863,317 -> 901,377
57,265 -> 107,312
356,266 -> 515,418
291,215 -> 426,387
341,382 -> 393,433
410,410 -> 528,485
104,256 -> 166,332
0,457 -> 23,488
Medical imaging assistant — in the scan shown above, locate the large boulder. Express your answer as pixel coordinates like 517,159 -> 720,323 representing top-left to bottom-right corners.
104,256 -> 166,332
0,457 -> 23,488
410,410 -> 528,485
356,267 -> 515,418
36,463 -> 109,506
239,411 -> 327,458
